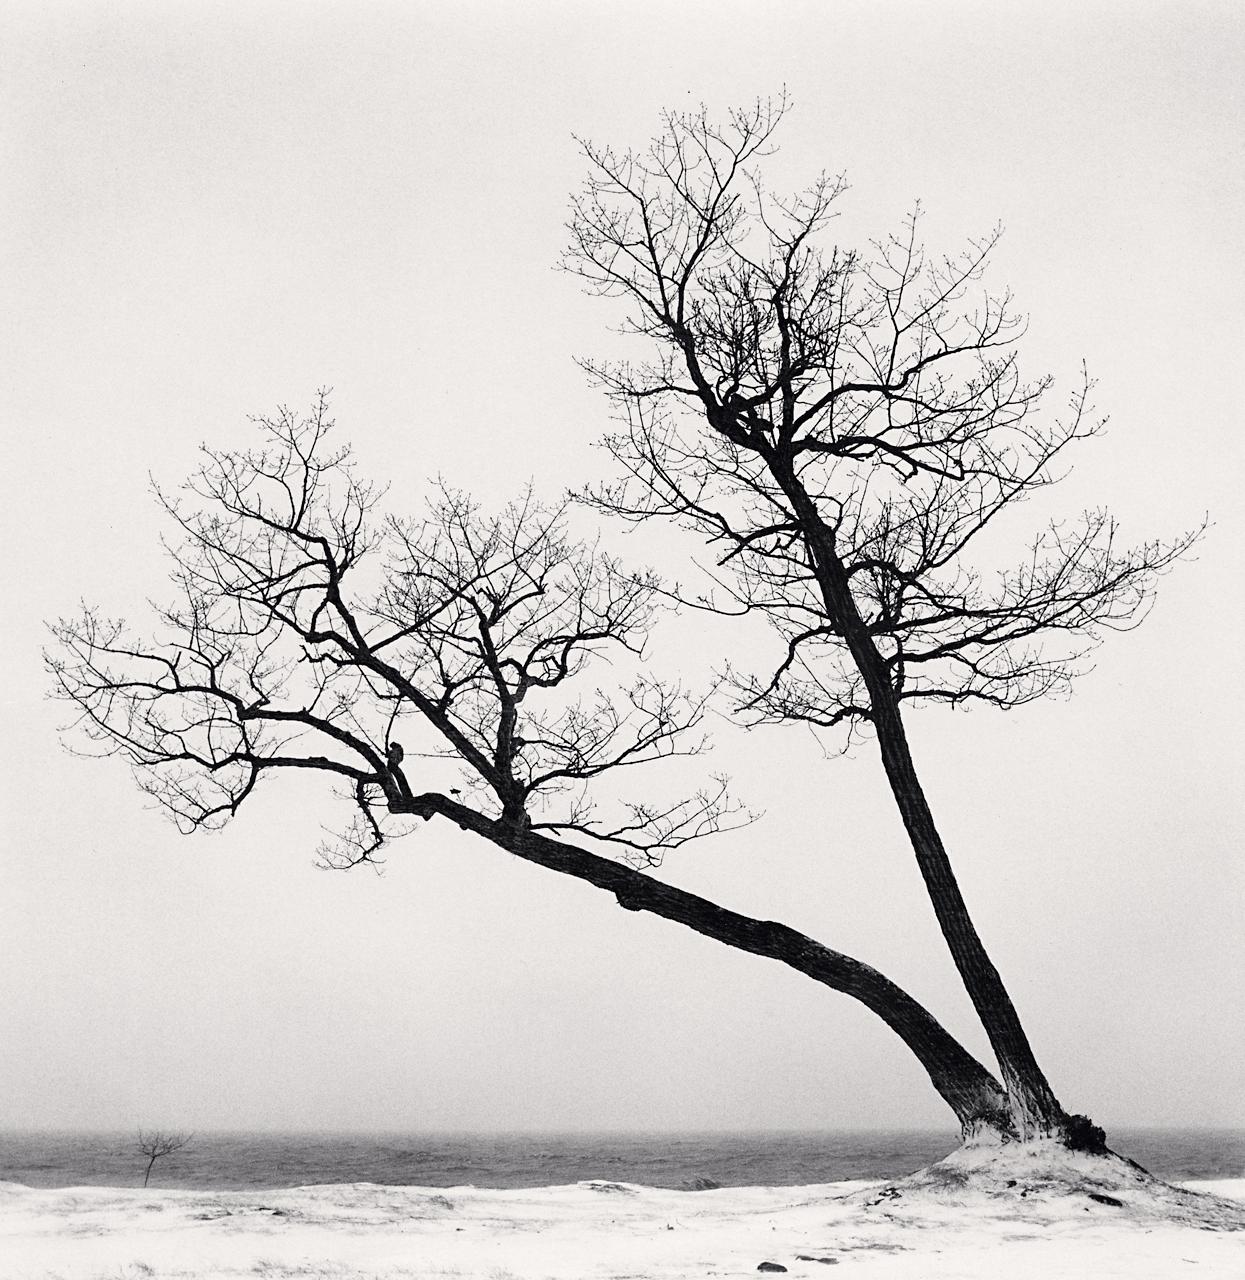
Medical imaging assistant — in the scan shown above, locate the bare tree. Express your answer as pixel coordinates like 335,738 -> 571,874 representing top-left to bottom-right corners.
49,400 -> 1020,1137
136,1129 -> 192,1187
563,99 -> 1200,1146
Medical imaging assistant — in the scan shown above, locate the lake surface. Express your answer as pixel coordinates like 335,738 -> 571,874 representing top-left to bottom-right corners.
3,1128 -> 1242,1191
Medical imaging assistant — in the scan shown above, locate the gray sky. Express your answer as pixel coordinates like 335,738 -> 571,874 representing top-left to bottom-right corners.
2,0 -> 1242,1135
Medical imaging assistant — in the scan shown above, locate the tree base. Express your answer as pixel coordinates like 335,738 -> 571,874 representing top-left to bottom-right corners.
960,1107 -> 1110,1154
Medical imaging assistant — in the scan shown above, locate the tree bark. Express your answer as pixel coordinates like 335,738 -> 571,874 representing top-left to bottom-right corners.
398,791 -> 1014,1138
777,471 -> 1070,1138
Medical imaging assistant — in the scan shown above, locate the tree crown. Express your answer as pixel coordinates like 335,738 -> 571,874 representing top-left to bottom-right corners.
47,396 -> 743,867
565,100 -> 1199,731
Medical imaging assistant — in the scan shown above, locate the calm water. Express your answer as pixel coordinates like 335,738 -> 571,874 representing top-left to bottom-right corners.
1,1129 -> 1241,1191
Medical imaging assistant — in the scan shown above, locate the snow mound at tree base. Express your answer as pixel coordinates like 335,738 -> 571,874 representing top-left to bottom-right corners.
853,1139 -> 1245,1231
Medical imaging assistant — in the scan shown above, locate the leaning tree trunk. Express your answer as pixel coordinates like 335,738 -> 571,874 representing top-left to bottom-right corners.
864,693 -> 1067,1137
782,477 -> 1089,1143
401,790 -> 1014,1138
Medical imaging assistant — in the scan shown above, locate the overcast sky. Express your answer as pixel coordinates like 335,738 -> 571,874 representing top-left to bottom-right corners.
2,1 -> 1242,1136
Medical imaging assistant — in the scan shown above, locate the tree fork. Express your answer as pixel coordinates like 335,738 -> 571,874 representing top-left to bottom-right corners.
402,789 -> 1014,1138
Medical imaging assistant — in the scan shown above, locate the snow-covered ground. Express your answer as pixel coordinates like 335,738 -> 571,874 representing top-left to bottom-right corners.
3,1148 -> 1243,1280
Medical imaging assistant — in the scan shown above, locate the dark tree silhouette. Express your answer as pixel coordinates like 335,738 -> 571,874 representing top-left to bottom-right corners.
49,400 -> 1016,1136
563,99 -> 1200,1145
136,1130 -> 192,1187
